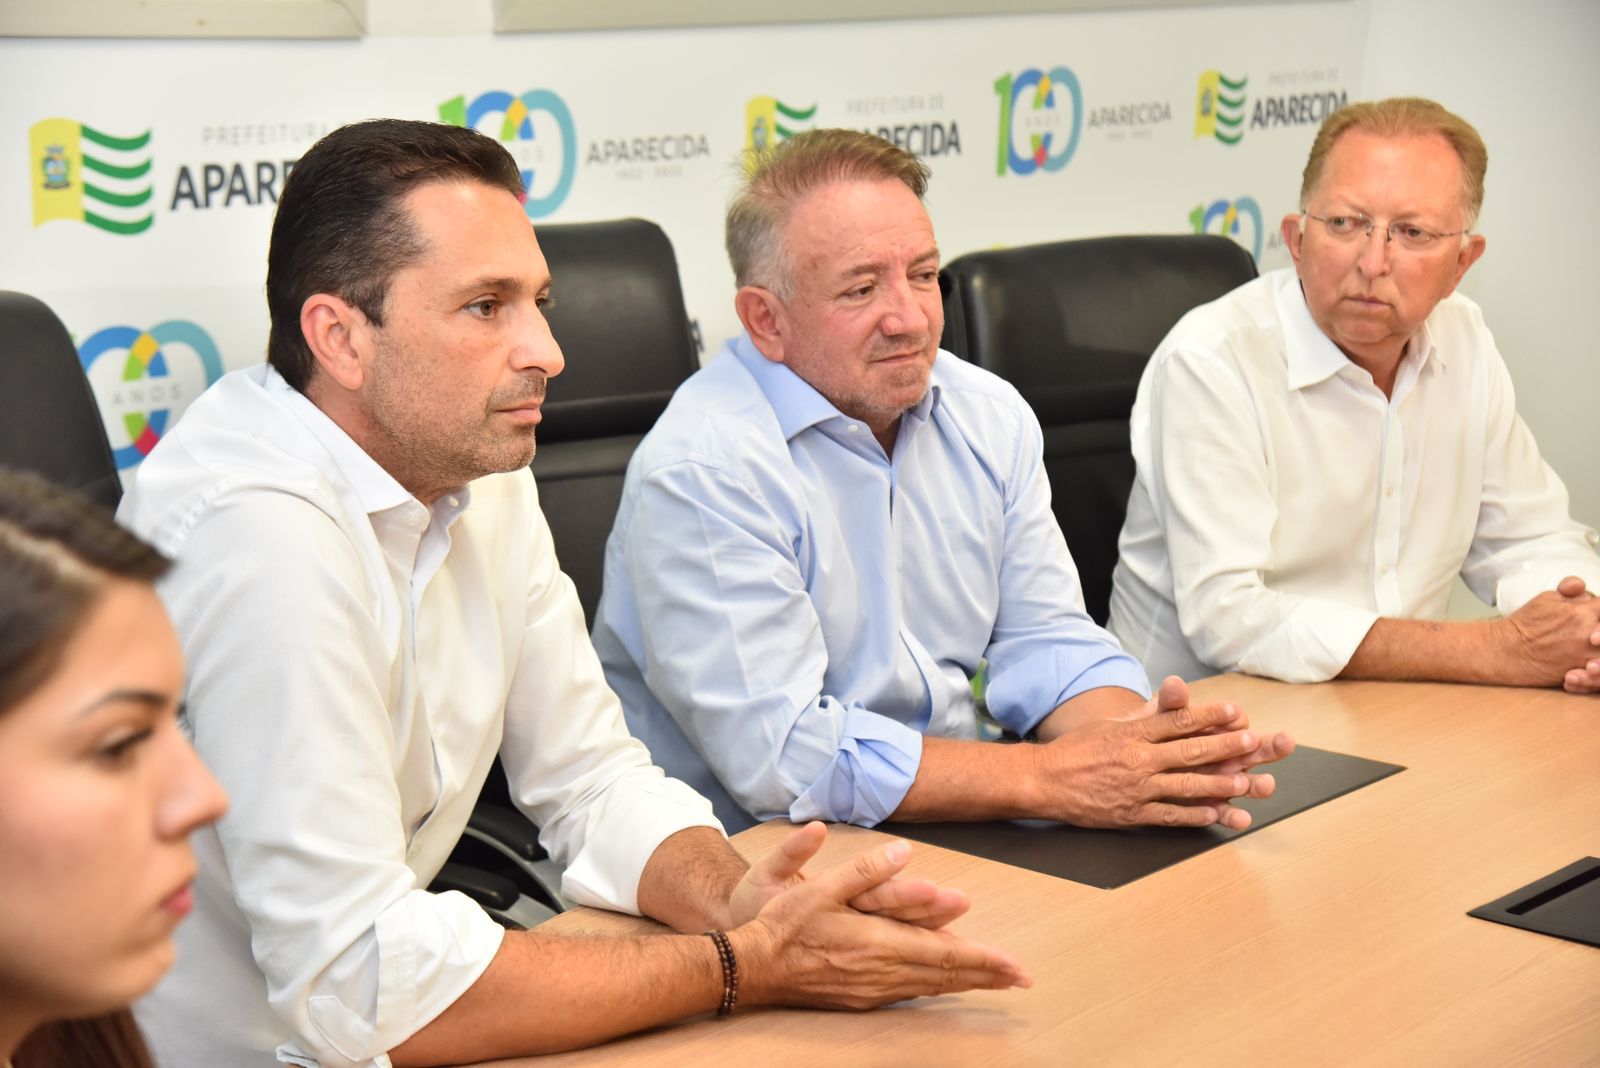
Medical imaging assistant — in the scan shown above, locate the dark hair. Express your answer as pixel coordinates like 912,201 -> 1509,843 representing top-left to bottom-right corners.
13,1010 -> 155,1068
1,472 -> 170,1066
0,468 -> 170,714
265,118 -> 526,391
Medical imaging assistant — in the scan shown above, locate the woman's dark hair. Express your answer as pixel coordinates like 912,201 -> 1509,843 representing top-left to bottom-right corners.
0,469 -> 169,1063
265,117 -> 526,392
0,467 -> 169,714
13,1010 -> 155,1068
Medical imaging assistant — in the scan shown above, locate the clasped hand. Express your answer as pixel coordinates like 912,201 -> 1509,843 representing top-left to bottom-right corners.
725,822 -> 1031,1010
1033,676 -> 1294,830
1500,576 -> 1600,694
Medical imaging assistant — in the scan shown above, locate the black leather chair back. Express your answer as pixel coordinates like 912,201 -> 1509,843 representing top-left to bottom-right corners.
530,218 -> 699,626
465,220 -> 698,899
0,290 -> 122,511
939,235 -> 1257,623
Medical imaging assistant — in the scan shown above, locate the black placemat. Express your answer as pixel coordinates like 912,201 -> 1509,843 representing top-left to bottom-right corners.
891,744 -> 1403,888
1468,857 -> 1600,948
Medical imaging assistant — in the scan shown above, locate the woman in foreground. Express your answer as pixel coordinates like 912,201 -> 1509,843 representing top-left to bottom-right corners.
0,469 -> 227,1067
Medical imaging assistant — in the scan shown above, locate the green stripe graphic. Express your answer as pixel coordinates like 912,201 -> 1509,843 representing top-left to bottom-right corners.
84,210 -> 154,235
80,125 -> 151,151
84,182 -> 152,208
83,154 -> 152,180
1218,74 -> 1247,92
774,101 -> 816,121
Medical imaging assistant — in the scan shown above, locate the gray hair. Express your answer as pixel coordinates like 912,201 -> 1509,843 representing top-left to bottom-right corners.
726,128 -> 931,298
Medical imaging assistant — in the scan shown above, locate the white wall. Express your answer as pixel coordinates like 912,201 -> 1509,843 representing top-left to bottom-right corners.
1363,0 -> 1599,531
364,0 -> 1600,534
2,0 -> 1367,486
4,0 -> 1592,542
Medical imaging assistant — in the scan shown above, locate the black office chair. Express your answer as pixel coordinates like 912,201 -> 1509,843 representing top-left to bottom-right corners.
457,218 -> 701,917
939,235 -> 1258,624
0,290 -> 123,510
534,217 -> 701,627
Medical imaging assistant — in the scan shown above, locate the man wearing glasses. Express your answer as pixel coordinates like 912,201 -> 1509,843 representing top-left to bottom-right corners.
1109,97 -> 1600,693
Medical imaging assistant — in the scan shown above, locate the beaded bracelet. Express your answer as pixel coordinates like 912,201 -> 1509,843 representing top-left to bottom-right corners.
706,929 -> 738,1017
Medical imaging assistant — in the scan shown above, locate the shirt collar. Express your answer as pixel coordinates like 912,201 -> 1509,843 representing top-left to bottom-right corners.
1411,318 -> 1442,372
263,365 -> 430,517
1275,269 -> 1446,391
729,332 -> 941,441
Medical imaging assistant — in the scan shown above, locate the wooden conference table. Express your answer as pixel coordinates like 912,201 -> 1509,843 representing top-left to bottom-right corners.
486,676 -> 1600,1066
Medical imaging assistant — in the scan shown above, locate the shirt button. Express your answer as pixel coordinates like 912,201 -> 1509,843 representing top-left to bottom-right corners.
1380,565 -> 1390,576
448,496 -> 459,508
845,424 -> 859,433
1385,485 -> 1395,498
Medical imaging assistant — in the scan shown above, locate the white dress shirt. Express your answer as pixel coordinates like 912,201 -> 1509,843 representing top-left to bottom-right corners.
119,365 -> 721,1067
1109,268 -> 1600,685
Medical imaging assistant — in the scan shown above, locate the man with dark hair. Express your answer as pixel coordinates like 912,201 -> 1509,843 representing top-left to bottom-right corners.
593,128 -> 1293,834
261,118 -> 527,393
1108,97 -> 1600,690
119,119 -> 1028,1068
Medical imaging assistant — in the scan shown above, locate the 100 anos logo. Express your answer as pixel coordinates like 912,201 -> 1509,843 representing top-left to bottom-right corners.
994,67 -> 1083,176
439,90 -> 576,219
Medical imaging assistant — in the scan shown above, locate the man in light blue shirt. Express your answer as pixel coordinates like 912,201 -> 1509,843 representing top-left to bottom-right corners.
593,129 -> 1291,833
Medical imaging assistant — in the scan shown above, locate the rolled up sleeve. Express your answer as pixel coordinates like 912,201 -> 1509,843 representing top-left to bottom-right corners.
1463,339 -> 1600,611
786,702 -> 925,826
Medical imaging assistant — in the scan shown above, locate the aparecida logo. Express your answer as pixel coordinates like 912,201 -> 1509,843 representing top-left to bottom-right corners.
1190,196 -> 1264,260
743,96 -> 817,169
1194,70 -> 1248,145
78,321 -> 224,469
439,90 -> 577,218
30,118 -> 154,234
994,67 -> 1083,175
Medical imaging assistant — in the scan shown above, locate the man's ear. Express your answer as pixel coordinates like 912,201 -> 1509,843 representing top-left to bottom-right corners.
734,286 -> 787,364
1449,234 -> 1487,292
1281,214 -> 1305,269
300,293 -> 371,392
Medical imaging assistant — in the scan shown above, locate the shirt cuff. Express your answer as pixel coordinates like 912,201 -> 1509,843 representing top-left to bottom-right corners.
293,887 -> 504,1066
987,646 -> 1152,737
1239,600 -> 1379,683
786,706 -> 925,827
559,772 -> 724,915
1494,559 -> 1600,615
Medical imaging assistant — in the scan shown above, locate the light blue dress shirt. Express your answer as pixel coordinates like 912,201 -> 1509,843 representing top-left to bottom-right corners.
592,334 -> 1150,832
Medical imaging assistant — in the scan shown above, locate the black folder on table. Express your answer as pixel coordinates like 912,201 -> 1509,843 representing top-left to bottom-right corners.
1469,857 -> 1600,948
891,744 -> 1403,889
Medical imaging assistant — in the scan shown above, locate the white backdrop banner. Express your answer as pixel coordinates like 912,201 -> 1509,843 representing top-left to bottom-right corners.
0,1 -> 1367,484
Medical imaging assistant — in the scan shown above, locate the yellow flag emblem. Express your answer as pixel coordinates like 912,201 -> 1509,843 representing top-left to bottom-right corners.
743,96 -> 816,173
30,118 -> 154,234
1194,71 -> 1247,145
